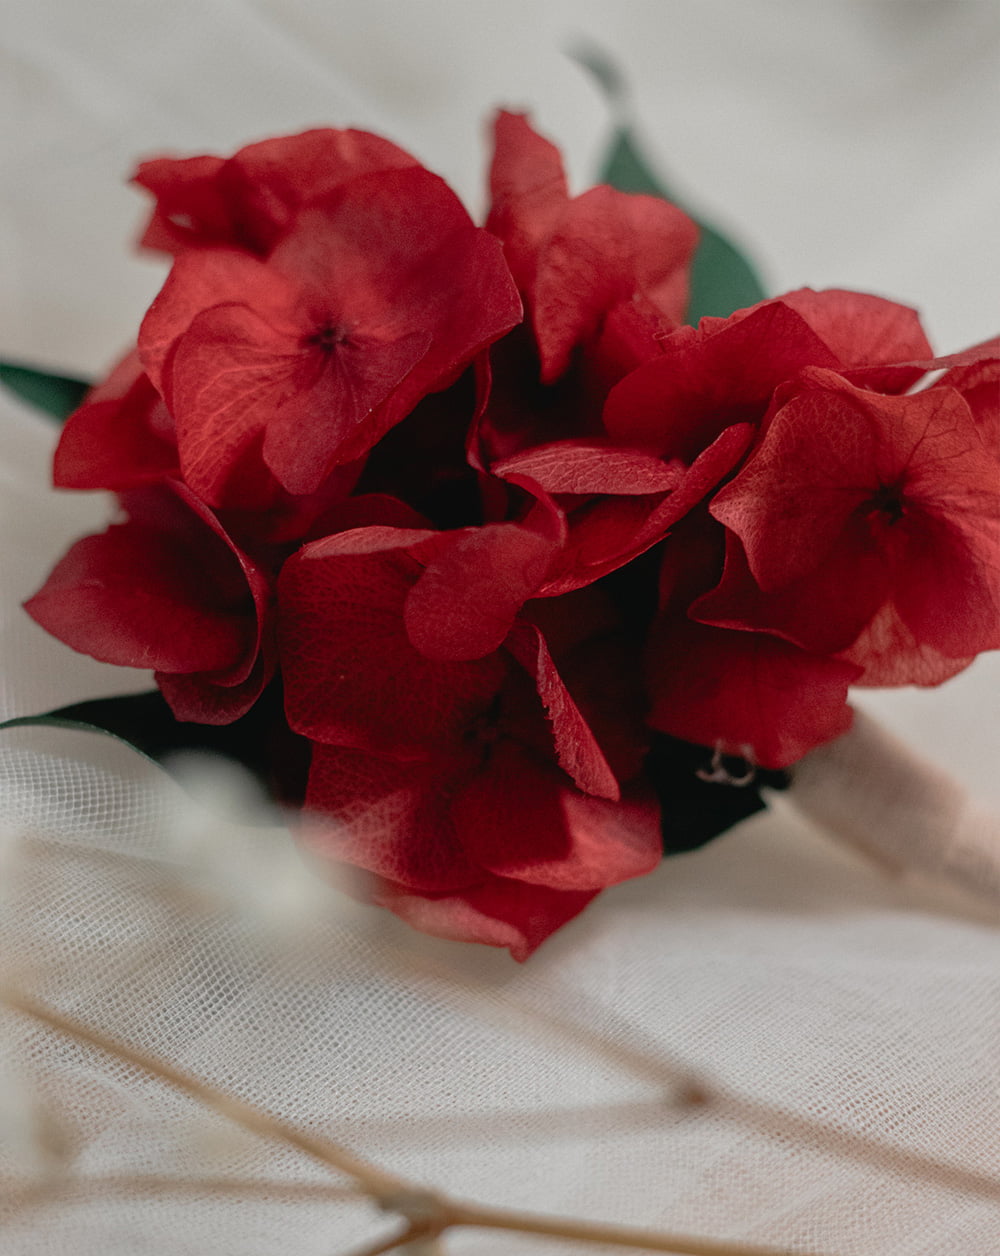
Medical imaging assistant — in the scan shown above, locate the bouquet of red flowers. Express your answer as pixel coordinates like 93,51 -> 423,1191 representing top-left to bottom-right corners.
17,112 -> 1000,958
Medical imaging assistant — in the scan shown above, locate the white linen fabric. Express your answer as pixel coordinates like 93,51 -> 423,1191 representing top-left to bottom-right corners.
1,4 -> 999,1253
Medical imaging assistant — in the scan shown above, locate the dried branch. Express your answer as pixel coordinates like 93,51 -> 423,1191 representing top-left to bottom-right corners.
442,1199 -> 806,1255
1,986 -> 404,1199
2,985 -> 833,1256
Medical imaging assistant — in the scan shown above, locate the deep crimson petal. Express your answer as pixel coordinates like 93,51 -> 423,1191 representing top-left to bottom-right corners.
302,492 -> 429,541
167,302 -> 317,506
168,298 -> 430,502
890,510 -> 1000,659
532,186 -> 696,382
931,356 -> 1000,458
139,248 -> 292,393
278,527 -> 507,754
25,484 -> 266,678
603,300 -> 840,457
157,655 -> 272,725
133,129 -> 419,256
305,744 -> 480,892
262,328 -> 431,495
494,440 -> 682,495
505,622 -> 619,800
486,111 -> 694,385
646,616 -> 861,769
693,530 -> 891,657
53,350 -> 178,490
24,530 -> 244,671
779,288 -> 933,391
842,601 -> 974,688
220,128 -> 420,252
712,372 -> 1000,661
538,422 -> 754,597
453,740 -> 659,890
299,169 -> 521,465
485,110 -> 569,292
131,154 -> 229,253
404,492 -> 564,662
372,874 -> 598,961
847,334 -> 1000,387
710,369 -> 897,590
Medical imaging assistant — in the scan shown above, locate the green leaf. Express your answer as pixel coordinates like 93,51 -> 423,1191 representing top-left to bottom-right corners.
0,710 -> 161,768
600,126 -> 767,323
570,45 -> 767,323
0,689 -> 309,810
0,361 -> 91,422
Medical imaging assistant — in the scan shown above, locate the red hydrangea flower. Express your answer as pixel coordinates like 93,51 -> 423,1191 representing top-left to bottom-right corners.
699,368 -> 1000,683
139,166 -> 521,508
278,525 -> 660,958
25,482 -> 273,723
25,115 -> 1000,954
610,291 -> 996,767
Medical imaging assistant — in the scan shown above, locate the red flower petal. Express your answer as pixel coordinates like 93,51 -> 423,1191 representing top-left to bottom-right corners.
305,744 -> 480,892
889,509 -> 1000,660
140,248 -> 289,394
157,655 -> 271,725
710,370 -> 1000,663
603,300 -> 839,458
693,530 -> 890,657
779,288 -> 933,391
141,171 -> 521,502
537,422 -> 754,597
372,875 -> 598,961
53,350 -> 178,490
169,300 -> 429,501
454,739 -> 659,890
486,110 -> 569,292
278,526 -> 507,753
505,622 -> 619,800
132,154 -> 228,253
931,355 -> 1000,458
486,111 -> 695,383
25,484 -> 269,688
403,491 -> 565,662
646,616 -> 861,769
494,440 -> 682,495
133,128 -> 419,256
842,601 -> 974,688
532,185 -> 696,382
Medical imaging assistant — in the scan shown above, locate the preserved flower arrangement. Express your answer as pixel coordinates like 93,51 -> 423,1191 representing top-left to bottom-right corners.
8,109 -> 1000,963
3,83 -> 1000,1256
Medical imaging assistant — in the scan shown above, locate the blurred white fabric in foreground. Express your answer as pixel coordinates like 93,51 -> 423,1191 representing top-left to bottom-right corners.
2,3 -> 1000,1252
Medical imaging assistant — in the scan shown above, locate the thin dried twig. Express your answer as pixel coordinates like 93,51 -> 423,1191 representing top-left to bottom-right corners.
1,986 -> 403,1199
343,1222 -> 433,1256
1,986 -> 832,1256
442,1199 -> 805,1255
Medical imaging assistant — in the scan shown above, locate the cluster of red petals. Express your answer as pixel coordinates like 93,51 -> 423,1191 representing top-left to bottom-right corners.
28,116 -> 1000,955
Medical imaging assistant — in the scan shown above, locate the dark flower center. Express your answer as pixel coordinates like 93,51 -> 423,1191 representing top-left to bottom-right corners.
305,323 -> 350,353
868,481 -> 907,525
463,693 -> 508,766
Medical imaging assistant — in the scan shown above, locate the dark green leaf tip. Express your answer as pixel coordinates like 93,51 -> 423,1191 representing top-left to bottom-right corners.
0,362 -> 91,423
